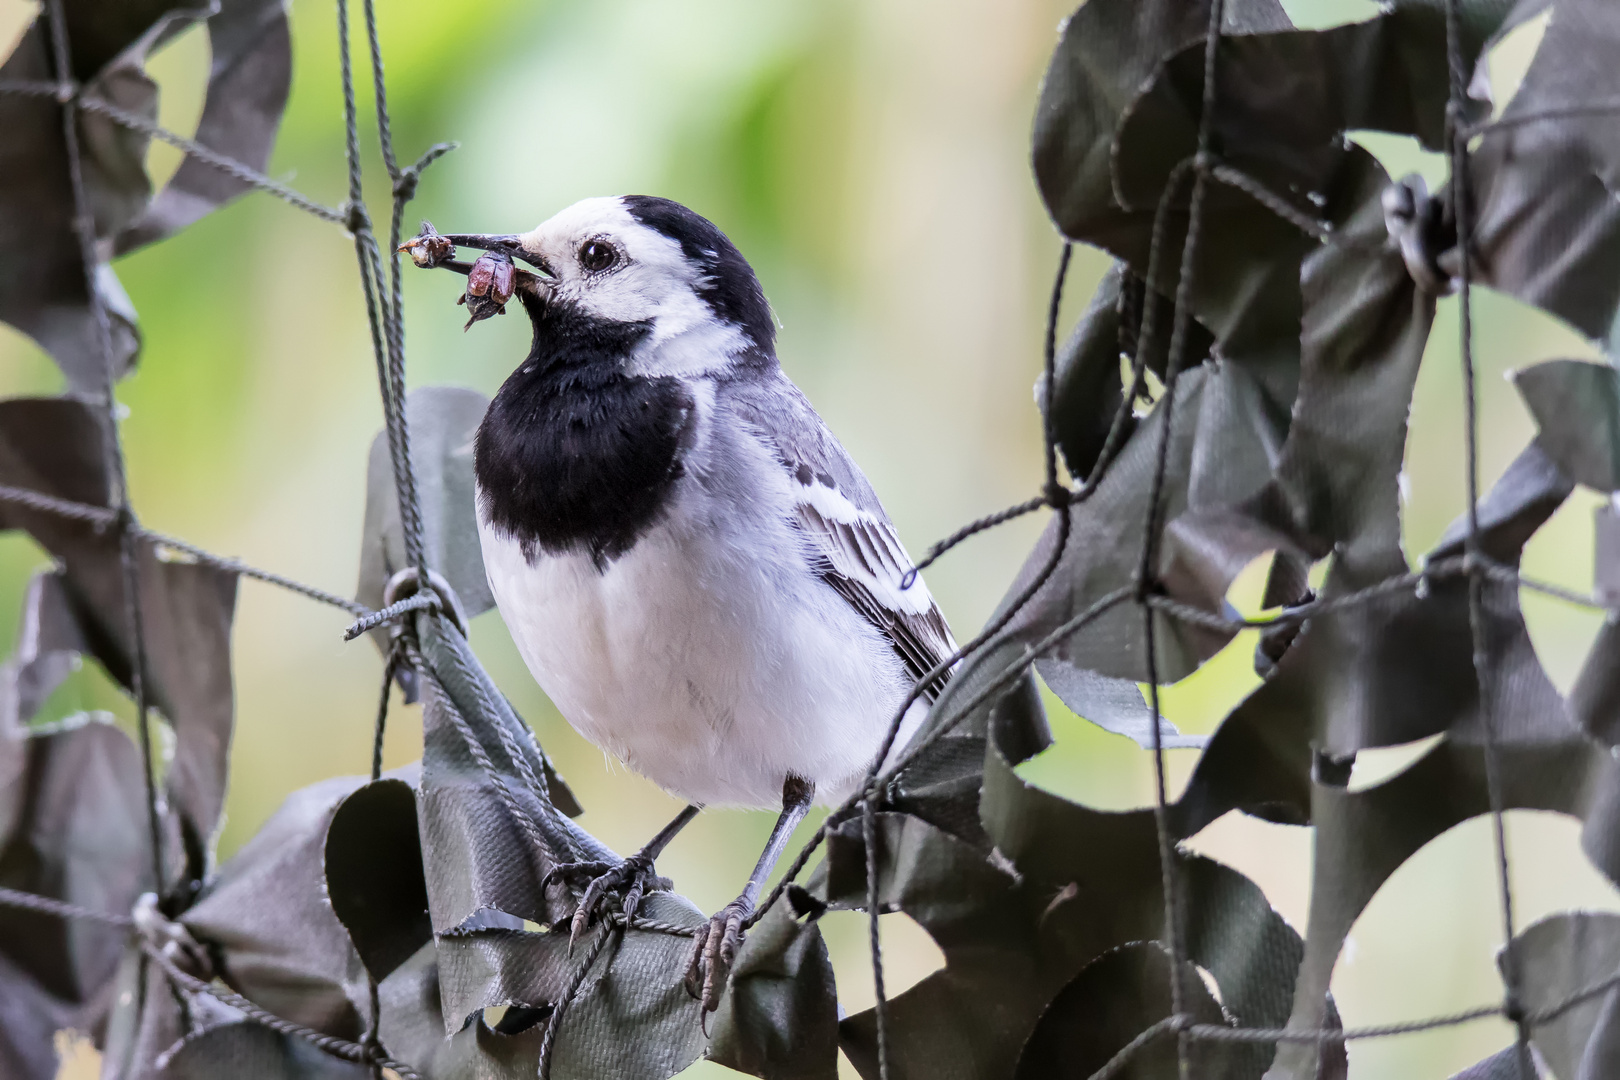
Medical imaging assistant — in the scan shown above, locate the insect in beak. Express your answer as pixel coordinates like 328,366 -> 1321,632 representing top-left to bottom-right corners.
399,221 -> 551,329
398,222 -> 553,276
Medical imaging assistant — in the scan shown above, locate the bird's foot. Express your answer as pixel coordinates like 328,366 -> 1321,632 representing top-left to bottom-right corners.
684,893 -> 754,1016
541,854 -> 669,945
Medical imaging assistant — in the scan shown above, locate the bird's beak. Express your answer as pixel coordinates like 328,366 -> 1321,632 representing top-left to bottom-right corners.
398,222 -> 552,330
437,233 -> 552,277
397,224 -> 553,279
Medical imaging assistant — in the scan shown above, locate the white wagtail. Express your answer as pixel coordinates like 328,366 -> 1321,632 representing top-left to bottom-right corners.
402,196 -> 956,1009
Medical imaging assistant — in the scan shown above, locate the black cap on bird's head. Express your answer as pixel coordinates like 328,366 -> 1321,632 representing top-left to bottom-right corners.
401,196 -> 776,365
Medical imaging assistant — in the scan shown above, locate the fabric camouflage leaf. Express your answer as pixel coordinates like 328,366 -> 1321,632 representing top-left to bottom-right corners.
1469,0 -> 1620,344
357,386 -> 498,630
114,0 -> 294,254
1513,359 -> 1620,492
156,1020 -> 372,1079
0,397 -> 239,884
704,901 -> 840,1080
0,721 -> 154,1080
1505,912 -> 1620,1079
1448,1046 -> 1540,1080
824,680 -> 1315,1080
1033,656 -> 1204,750
182,774 -> 375,1041
0,570 -> 93,740
413,617 -> 606,936
1013,944 -> 1229,1080
0,0 -> 292,391
356,388 -> 581,811
324,777 -> 433,985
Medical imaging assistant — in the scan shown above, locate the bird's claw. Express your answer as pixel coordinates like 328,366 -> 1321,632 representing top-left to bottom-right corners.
684,895 -> 753,1018
541,854 -> 667,946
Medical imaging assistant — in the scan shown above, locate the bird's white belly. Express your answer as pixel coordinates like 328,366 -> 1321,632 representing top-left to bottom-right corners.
478,501 -> 911,808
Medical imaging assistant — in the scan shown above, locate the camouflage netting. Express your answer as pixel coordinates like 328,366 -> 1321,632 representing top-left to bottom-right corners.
4,0 -> 1620,1077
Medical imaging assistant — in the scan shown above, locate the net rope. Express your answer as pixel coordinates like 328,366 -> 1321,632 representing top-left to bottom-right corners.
1444,0 -> 1535,1073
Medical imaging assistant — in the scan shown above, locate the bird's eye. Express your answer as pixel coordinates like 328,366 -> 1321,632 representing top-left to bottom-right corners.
579,240 -> 617,272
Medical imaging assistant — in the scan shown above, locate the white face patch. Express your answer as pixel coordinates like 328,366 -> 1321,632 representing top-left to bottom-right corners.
517,197 -> 749,378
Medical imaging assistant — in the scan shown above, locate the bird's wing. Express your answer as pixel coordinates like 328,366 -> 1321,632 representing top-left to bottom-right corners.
720,373 -> 957,695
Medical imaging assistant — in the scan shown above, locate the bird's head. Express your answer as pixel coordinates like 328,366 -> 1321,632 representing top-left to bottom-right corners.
405,196 -> 775,377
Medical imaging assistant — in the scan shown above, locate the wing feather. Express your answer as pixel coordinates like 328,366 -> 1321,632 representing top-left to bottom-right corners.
719,373 -> 957,696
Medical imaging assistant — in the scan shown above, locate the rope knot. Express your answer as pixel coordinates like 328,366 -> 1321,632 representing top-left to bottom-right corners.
1503,992 -> 1528,1026
385,566 -> 467,632
343,200 -> 372,237
1043,481 -> 1072,510
1133,571 -> 1163,606
107,502 -> 140,538
132,892 -> 212,979
343,566 -> 470,642
394,142 -> 458,203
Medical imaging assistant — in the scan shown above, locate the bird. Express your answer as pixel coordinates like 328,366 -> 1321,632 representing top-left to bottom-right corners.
400,196 -> 956,1010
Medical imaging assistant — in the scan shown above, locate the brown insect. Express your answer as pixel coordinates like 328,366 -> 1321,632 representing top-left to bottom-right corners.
457,252 -> 516,328
399,221 -> 549,330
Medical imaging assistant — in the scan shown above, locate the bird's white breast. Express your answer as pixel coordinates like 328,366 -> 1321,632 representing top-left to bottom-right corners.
477,457 -> 918,809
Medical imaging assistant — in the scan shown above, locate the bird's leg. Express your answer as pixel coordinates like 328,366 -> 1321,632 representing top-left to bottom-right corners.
542,803 -> 700,944
685,776 -> 815,1013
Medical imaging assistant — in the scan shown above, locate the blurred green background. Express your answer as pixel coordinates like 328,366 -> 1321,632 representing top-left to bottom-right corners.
0,0 -> 1614,1075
